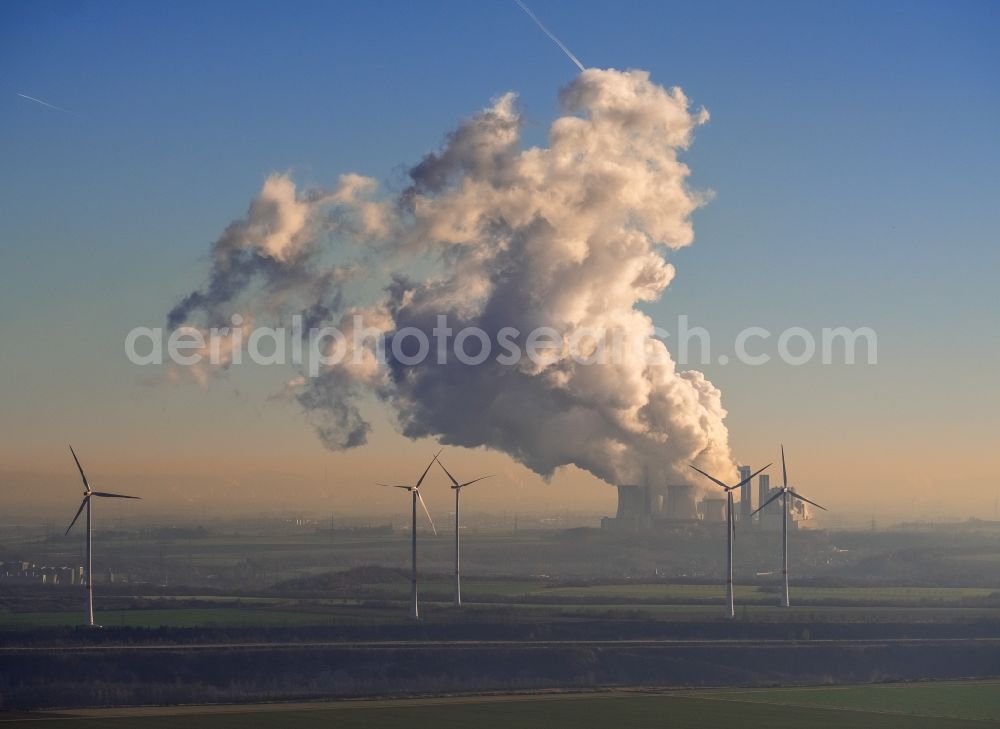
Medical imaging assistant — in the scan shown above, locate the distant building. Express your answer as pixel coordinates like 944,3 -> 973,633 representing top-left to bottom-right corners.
755,475 -> 810,531
738,465 -> 752,522
601,467 -> 806,532
757,474 -> 770,524
0,560 -> 84,585
700,496 -> 727,522
667,484 -> 699,521
601,482 -> 700,530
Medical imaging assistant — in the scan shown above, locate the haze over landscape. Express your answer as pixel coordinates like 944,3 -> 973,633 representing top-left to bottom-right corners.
2,2 -> 998,527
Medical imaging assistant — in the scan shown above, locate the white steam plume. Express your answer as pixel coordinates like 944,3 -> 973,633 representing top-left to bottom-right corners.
167,68 -> 736,487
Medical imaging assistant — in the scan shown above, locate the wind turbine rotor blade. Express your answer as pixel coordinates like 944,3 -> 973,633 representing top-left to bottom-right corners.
751,490 -> 783,517
791,492 -> 827,511
415,450 -> 443,489
65,496 -> 89,535
689,465 -> 729,491
733,463 -> 772,492
376,482 -> 411,490
416,490 -> 437,535
781,444 -> 788,489
91,491 -> 141,499
459,475 -> 494,489
436,458 -> 461,488
69,445 -> 89,490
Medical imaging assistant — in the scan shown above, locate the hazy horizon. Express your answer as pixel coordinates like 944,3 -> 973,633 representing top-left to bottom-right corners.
2,1 -> 997,529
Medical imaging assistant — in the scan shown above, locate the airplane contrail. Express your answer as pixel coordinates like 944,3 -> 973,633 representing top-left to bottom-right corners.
513,0 -> 585,72
17,93 -> 69,113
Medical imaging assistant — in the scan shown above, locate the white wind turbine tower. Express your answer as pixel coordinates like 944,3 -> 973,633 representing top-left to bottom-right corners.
752,445 -> 826,607
690,463 -> 770,619
378,453 -> 439,620
64,445 -> 140,628
435,457 -> 493,607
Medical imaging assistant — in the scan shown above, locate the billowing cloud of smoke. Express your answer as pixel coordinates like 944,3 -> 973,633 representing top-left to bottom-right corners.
167,68 -> 737,486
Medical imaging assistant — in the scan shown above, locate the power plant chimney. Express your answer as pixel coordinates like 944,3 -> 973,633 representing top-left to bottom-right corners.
738,465 -> 752,523
757,473 -> 771,524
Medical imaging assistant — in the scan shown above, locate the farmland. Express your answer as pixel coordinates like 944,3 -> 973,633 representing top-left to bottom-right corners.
3,682 -> 998,728
2,522 -> 999,711
2,569 -> 999,630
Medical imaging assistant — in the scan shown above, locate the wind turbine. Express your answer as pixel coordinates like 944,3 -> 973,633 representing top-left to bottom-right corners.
377,453 -> 439,620
435,457 -> 493,606
64,445 -> 140,628
690,462 -> 771,619
752,445 -> 826,607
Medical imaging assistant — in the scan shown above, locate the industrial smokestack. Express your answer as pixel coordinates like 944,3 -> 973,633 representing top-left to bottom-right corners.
738,464 -> 752,522
757,473 -> 771,523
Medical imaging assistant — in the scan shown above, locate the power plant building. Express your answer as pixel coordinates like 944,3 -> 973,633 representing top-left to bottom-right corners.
602,482 -> 704,530
667,483 -> 699,520
700,496 -> 727,522
738,464 -> 752,522
757,473 -> 770,522
755,473 -> 809,531
601,465 -> 813,531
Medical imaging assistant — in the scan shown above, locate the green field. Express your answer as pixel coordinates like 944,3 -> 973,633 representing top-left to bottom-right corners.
4,526 -> 999,630
0,607 -> 399,629
4,682 -> 998,728
272,571 -> 1000,606
537,583 -> 999,603
2,599 -> 996,629
3,578 -> 999,629
701,681 -> 1000,722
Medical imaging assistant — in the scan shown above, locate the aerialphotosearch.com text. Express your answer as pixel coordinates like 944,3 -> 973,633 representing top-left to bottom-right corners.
125,314 -> 877,375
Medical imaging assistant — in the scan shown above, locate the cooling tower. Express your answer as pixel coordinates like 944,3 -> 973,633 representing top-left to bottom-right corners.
666,484 -> 699,521
615,484 -> 648,520
700,496 -> 727,522
646,484 -> 667,516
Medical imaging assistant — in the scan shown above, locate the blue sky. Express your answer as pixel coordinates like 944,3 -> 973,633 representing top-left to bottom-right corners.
1,0 -> 997,520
